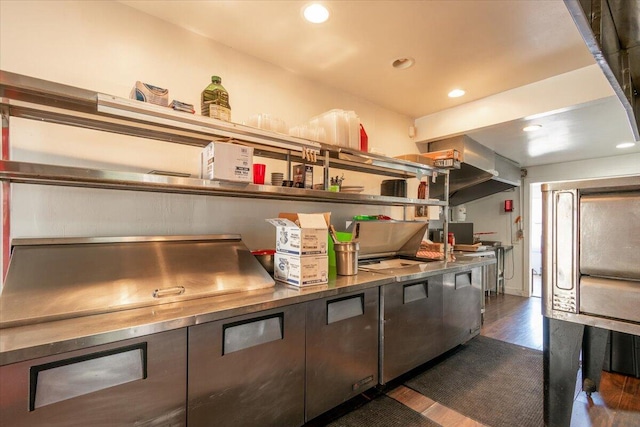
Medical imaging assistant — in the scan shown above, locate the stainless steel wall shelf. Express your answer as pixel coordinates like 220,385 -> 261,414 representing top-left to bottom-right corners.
0,160 -> 446,207
0,70 -> 449,207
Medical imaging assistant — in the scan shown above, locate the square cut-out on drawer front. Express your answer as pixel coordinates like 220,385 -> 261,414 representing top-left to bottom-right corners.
404,283 -> 428,303
30,343 -> 147,410
327,294 -> 364,324
455,272 -> 471,289
223,313 -> 284,355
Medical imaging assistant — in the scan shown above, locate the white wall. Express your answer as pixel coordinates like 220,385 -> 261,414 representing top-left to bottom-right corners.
529,183 -> 542,278
0,0 -> 423,277
462,188 -> 525,295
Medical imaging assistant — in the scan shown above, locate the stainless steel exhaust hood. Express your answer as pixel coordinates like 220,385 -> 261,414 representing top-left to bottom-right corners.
422,135 -> 521,206
564,0 -> 640,141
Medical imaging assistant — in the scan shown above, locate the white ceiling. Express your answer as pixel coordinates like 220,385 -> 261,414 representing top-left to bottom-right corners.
121,0 -> 639,167
466,96 -> 635,166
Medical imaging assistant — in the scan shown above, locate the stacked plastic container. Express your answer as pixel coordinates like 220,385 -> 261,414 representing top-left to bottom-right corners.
247,113 -> 287,133
290,109 -> 361,150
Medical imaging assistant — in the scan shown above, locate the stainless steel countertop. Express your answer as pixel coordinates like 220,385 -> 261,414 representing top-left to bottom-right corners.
0,258 -> 494,366
362,256 -> 495,282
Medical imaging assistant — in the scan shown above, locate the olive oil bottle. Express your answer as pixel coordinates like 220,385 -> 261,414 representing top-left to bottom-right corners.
201,75 -> 231,121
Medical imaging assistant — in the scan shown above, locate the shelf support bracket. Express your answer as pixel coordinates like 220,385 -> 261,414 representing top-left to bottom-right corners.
1,106 -> 11,283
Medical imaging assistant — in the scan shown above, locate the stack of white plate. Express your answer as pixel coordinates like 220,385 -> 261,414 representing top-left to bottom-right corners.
341,186 -> 365,193
271,172 -> 284,186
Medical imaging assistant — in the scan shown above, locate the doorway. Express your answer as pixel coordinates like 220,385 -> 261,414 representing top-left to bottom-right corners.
529,183 -> 542,297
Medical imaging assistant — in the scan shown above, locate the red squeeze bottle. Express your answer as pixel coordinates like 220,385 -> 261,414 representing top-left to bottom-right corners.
359,124 -> 368,152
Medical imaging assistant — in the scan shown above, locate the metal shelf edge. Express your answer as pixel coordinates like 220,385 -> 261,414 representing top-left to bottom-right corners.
0,161 -> 447,207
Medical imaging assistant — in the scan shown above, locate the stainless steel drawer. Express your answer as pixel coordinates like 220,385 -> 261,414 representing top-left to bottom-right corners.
442,268 -> 482,352
188,305 -> 305,427
305,288 -> 379,421
381,278 -> 444,383
0,329 -> 187,427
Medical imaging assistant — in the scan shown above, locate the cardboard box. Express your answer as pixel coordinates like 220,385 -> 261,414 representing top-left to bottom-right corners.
293,164 -> 313,189
274,253 -> 328,286
130,81 -> 169,107
433,158 -> 461,169
422,149 -> 460,161
266,213 -> 329,256
200,142 -> 253,182
394,154 -> 435,167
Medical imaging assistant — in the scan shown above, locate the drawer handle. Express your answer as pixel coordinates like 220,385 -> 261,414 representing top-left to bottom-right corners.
152,286 -> 185,298
30,343 -> 147,410
455,273 -> 471,289
403,283 -> 427,303
327,294 -> 364,324
223,313 -> 284,354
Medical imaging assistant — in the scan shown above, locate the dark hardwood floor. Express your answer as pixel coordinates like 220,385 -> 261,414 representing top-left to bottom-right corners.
482,293 -> 543,350
482,294 -> 640,427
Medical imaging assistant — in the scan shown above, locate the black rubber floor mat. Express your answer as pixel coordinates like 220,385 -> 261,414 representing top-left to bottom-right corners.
404,335 -> 543,427
325,394 -> 439,427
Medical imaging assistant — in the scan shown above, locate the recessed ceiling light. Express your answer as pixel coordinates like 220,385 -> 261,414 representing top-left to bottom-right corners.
448,89 -> 465,98
616,142 -> 636,149
303,3 -> 329,23
392,57 -> 415,70
523,124 -> 543,132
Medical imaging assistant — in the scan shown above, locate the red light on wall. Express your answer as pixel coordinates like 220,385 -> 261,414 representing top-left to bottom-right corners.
504,199 -> 513,212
